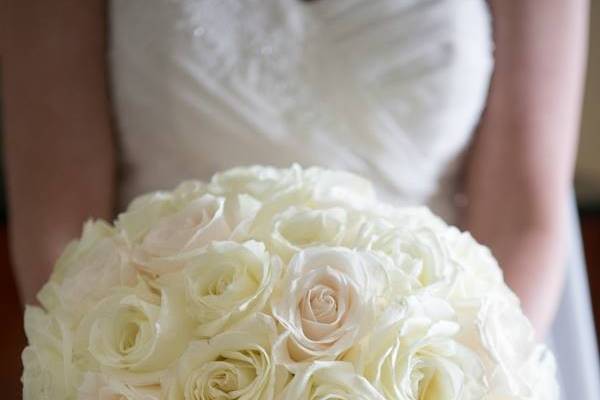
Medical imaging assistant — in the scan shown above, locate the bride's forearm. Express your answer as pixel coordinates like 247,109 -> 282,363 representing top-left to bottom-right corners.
3,0 -> 116,305
465,0 -> 588,336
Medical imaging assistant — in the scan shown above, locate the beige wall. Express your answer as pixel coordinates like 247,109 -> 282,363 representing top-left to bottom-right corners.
577,2 -> 600,204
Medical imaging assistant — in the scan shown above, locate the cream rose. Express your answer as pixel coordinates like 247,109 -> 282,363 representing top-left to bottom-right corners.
208,164 -> 302,201
182,240 -> 280,337
122,193 -> 260,276
116,191 -> 179,244
208,165 -> 376,209
302,166 -> 377,209
77,373 -> 160,400
138,195 -> 231,257
276,361 -> 385,400
22,307 -> 79,400
477,296 -> 559,399
369,226 -> 456,294
272,247 -> 390,367
163,314 -> 283,400
74,280 -> 194,373
37,221 -> 137,322
443,228 -> 507,300
251,206 -> 365,262
348,296 -> 486,399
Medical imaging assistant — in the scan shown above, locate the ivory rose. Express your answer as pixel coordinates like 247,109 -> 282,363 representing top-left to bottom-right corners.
37,221 -> 137,321
74,280 -> 194,373
77,373 -> 160,400
369,226 -> 455,293
347,296 -> 487,399
477,295 -> 559,399
22,307 -> 79,400
272,246 -> 390,367
251,206 -> 364,262
182,240 -> 280,337
163,314 -> 284,400
207,165 -> 299,200
276,362 -> 385,400
120,193 -> 259,275
137,195 -> 231,258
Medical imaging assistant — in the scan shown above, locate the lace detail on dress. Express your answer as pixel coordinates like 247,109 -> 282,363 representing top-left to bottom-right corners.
166,0 -> 337,142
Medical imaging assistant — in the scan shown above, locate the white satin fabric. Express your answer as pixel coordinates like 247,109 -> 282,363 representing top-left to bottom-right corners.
110,0 -> 492,223
109,0 -> 600,398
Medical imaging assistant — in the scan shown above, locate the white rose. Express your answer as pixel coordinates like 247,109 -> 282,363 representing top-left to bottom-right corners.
367,225 -> 508,302
182,240 -> 281,337
163,314 -> 284,400
302,167 -> 377,209
138,195 -> 230,257
251,206 -> 366,262
369,226 -> 456,295
122,193 -> 260,276
37,220 -> 137,321
74,280 -> 194,373
272,247 -> 390,368
477,296 -> 558,399
348,296 -> 487,399
209,165 -> 376,209
22,306 -> 79,400
116,191 -> 179,243
171,180 -> 209,204
443,228 -> 507,300
208,164 -> 302,201
276,361 -> 385,400
77,373 -> 160,400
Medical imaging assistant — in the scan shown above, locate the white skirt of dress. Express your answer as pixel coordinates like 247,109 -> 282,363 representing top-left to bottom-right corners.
548,195 -> 600,399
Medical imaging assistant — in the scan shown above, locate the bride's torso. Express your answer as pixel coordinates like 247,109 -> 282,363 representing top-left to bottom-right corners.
110,0 -> 493,222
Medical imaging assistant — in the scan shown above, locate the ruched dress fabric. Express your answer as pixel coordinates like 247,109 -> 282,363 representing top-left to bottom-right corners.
109,0 -> 600,398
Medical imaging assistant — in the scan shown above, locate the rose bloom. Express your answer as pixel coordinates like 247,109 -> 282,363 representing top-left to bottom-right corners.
300,166 -> 377,210
163,314 -> 284,400
249,206 -> 368,262
120,193 -> 260,276
136,195 -> 231,258
368,226 -> 455,294
22,307 -> 79,400
207,165 -> 300,201
208,164 -> 376,210
276,361 -> 385,400
37,221 -> 138,323
271,246 -> 390,368
77,373 -> 160,400
476,295 -> 559,399
74,279 -> 194,374
360,221 -> 510,304
181,240 -> 280,337
346,296 -> 487,400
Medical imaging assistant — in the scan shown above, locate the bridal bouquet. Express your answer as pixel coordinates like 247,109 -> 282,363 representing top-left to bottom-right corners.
22,165 -> 558,399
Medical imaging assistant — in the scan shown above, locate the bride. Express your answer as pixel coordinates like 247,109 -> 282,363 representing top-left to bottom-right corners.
4,0 -> 598,398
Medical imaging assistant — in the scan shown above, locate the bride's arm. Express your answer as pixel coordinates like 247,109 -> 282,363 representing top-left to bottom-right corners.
465,0 -> 588,336
3,0 -> 116,304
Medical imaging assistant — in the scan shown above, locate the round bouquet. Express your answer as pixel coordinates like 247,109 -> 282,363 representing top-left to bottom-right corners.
22,165 -> 558,399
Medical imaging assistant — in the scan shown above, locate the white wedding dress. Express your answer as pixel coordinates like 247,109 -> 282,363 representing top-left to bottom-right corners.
109,0 -> 600,397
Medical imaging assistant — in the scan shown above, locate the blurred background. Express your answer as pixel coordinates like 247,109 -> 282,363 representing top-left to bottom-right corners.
1,4 -> 599,399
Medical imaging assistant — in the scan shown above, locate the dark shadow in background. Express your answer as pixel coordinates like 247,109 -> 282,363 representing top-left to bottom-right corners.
0,73 -> 27,399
